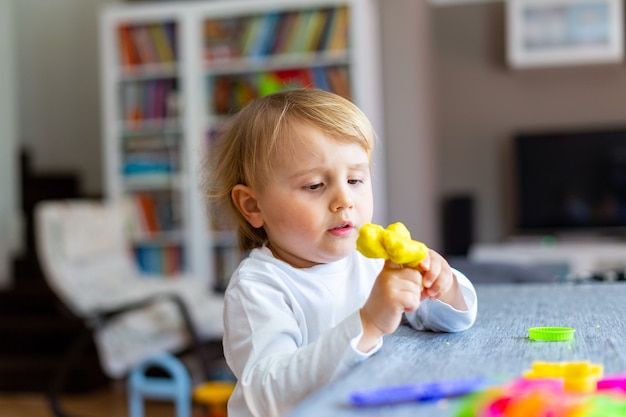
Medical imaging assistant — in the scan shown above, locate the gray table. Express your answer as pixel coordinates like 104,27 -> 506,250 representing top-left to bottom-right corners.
288,283 -> 626,416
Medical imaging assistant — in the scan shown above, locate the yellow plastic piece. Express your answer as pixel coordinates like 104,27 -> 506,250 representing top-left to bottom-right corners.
523,361 -> 603,393
356,222 -> 429,268
565,377 -> 598,393
193,381 -> 235,414
524,361 -> 565,378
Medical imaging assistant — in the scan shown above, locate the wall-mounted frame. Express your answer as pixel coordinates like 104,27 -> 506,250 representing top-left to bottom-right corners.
506,0 -> 624,68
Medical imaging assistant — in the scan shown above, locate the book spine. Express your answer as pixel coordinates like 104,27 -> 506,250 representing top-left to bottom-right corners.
149,23 -> 175,63
323,6 -> 349,52
305,9 -> 329,53
270,11 -> 297,55
241,15 -> 263,57
164,22 -> 178,61
311,67 -> 330,92
131,25 -> 157,64
118,25 -> 141,66
325,66 -> 351,100
136,192 -> 160,234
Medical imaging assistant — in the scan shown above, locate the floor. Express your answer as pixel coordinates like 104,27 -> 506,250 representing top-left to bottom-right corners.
0,381 -> 204,417
0,368 -> 228,417
0,339 -> 232,417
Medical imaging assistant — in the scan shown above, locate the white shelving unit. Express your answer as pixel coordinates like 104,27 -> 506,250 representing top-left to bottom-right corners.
99,0 -> 385,287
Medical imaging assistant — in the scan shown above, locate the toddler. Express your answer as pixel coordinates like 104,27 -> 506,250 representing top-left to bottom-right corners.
206,88 -> 477,417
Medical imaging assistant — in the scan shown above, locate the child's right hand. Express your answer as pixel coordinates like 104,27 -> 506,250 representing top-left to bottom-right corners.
357,260 -> 423,352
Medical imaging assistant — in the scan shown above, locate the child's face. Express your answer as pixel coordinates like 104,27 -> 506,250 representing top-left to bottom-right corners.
255,124 -> 374,268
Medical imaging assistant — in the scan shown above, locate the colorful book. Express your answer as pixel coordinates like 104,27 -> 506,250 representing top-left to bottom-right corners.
123,82 -> 142,125
305,9 -> 330,53
131,25 -> 158,64
204,17 -> 244,61
135,193 -> 160,233
270,11 -> 298,55
326,6 -> 349,52
241,15 -> 264,57
164,22 -> 178,61
314,8 -> 335,52
311,67 -> 330,92
286,11 -> 315,54
325,66 -> 351,100
149,23 -> 175,63
249,12 -> 281,58
118,25 -> 141,66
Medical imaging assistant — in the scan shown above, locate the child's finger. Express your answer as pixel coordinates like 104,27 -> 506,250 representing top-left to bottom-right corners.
402,287 -> 422,312
425,271 -> 454,299
418,252 -> 431,272
422,252 -> 445,289
384,259 -> 402,269
384,260 -> 424,288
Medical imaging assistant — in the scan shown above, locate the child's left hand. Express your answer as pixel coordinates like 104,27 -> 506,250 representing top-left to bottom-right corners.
417,250 -> 468,311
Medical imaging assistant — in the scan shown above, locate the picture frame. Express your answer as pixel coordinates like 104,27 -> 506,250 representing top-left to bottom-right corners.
506,0 -> 624,68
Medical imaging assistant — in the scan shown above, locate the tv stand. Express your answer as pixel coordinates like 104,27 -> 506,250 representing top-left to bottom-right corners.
469,239 -> 626,280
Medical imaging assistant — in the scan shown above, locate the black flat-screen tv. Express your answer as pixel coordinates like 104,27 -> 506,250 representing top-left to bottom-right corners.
514,127 -> 626,234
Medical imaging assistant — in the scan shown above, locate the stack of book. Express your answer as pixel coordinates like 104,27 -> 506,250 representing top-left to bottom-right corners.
204,6 -> 349,61
118,22 -> 178,67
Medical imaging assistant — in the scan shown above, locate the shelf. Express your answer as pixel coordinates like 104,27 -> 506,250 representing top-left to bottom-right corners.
100,0 -> 384,284
204,50 -> 349,74
123,174 -> 184,191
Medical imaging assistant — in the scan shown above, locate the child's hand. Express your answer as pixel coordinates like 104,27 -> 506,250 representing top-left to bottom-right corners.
418,250 -> 467,311
358,260 -> 423,352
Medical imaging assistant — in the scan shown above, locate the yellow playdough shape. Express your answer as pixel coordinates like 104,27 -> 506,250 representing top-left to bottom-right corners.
356,222 -> 429,268
356,223 -> 388,259
384,222 -> 412,240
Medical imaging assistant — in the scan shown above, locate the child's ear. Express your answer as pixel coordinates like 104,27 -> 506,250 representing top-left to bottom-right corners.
231,184 -> 264,228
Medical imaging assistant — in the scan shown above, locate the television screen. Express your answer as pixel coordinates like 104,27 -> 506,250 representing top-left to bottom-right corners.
514,127 -> 626,234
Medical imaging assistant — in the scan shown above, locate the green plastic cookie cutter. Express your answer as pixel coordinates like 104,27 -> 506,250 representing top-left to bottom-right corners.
528,327 -> 575,341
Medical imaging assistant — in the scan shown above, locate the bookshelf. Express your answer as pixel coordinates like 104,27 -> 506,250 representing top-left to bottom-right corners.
100,0 -> 384,287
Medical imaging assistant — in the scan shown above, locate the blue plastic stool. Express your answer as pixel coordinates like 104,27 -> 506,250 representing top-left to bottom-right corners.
128,352 -> 192,417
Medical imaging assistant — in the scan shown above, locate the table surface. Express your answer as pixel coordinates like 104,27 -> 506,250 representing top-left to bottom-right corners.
287,282 -> 626,417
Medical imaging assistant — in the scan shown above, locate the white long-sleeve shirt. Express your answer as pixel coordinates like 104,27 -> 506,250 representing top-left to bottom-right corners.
223,246 -> 478,417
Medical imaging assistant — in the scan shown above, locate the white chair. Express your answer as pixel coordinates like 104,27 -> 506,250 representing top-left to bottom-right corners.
34,199 -> 225,417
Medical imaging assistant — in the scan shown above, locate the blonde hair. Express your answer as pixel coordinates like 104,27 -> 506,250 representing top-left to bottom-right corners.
205,88 -> 376,252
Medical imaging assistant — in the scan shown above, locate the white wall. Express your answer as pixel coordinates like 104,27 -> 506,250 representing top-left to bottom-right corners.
0,0 -> 20,288
16,0 -> 117,195
379,0 -> 439,248
433,4 -> 626,243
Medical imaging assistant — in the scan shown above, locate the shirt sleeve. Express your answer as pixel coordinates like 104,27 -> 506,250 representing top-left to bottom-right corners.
224,278 -> 379,417
334,314 -> 383,379
404,268 -> 478,332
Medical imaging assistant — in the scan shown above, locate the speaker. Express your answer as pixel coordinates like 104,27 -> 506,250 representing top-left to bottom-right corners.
442,195 -> 474,257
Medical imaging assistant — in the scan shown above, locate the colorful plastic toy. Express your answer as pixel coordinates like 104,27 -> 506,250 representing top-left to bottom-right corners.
356,222 -> 429,268
528,327 -> 575,342
454,360 -> 626,417
597,374 -> 626,392
193,381 -> 236,417
349,377 -> 489,406
523,361 -> 603,393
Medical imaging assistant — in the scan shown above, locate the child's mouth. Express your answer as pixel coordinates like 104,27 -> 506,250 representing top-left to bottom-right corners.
329,222 -> 353,235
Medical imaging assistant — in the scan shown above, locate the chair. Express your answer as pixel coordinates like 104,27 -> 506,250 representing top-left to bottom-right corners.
34,199 -> 225,417
127,352 -> 192,417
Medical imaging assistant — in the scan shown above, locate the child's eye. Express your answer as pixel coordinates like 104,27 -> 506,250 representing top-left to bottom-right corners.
348,179 -> 364,185
304,183 -> 324,191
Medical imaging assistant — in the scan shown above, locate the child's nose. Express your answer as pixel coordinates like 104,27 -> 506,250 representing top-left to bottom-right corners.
331,185 -> 354,211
